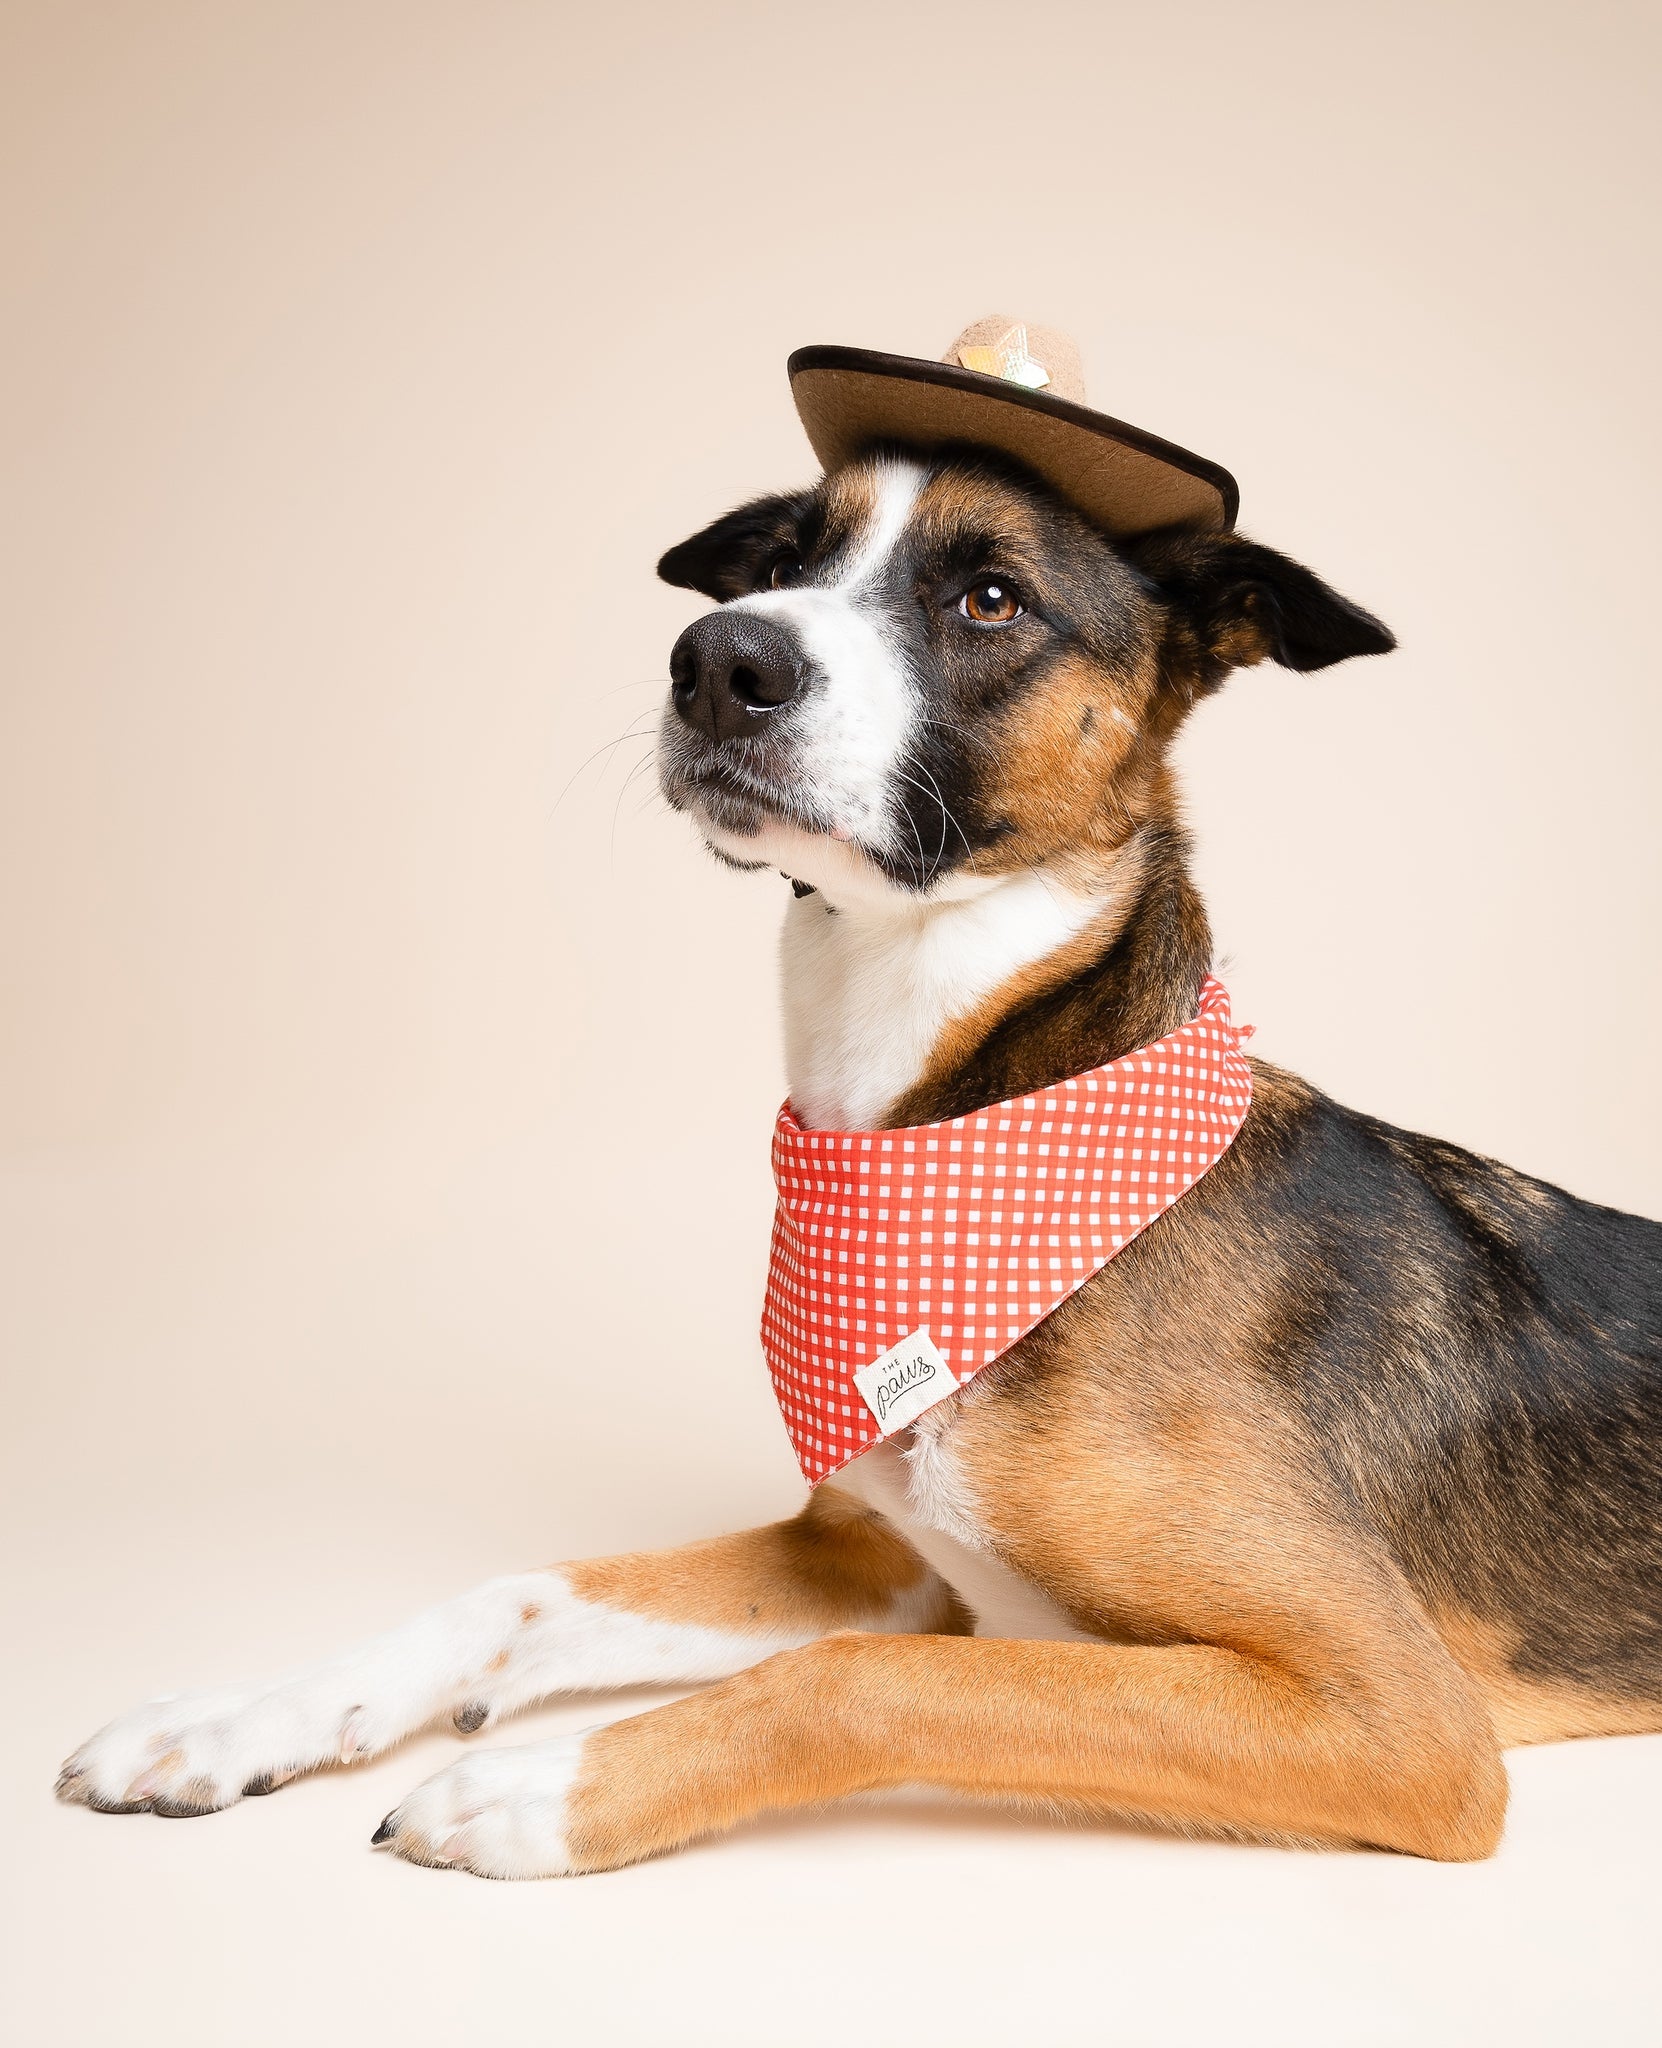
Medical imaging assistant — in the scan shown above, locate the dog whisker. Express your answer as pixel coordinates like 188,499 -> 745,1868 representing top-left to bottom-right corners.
553,719 -> 658,814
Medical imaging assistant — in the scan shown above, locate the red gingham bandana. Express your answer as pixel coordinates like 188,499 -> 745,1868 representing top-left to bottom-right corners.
763,976 -> 1253,1486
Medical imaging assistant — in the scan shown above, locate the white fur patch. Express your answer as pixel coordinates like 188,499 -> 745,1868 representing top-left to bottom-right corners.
781,867 -> 1110,1129
57,1571 -> 824,1816
705,458 -> 923,860
837,1436 -> 1094,1643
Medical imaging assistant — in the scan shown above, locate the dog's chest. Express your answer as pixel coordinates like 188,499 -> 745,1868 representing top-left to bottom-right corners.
833,1430 -> 1093,1642
779,875 -> 1106,1131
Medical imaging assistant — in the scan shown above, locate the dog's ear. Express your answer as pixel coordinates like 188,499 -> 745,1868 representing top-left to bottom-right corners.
657,490 -> 815,602
1125,528 -> 1395,687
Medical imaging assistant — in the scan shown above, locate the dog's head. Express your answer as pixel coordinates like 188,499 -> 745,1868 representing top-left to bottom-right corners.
656,449 -> 1393,904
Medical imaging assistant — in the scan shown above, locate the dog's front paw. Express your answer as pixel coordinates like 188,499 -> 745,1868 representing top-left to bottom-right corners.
372,1733 -> 595,1878
55,1572 -> 595,1821
56,1678 -> 399,1819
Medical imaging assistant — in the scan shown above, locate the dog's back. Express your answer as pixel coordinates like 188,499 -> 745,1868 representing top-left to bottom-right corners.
1277,1077 -> 1662,1724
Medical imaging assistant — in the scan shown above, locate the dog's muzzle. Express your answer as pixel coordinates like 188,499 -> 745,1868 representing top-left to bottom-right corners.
669,612 -> 807,746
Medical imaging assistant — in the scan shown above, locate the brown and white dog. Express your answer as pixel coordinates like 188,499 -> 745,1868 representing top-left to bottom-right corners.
57,446 -> 1662,1875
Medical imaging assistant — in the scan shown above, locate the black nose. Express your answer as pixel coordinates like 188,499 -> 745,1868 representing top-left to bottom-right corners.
669,612 -> 806,744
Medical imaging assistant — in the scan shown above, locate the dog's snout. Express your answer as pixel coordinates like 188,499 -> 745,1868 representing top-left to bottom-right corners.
670,613 -> 806,743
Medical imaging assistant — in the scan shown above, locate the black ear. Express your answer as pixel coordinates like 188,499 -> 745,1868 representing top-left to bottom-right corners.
1126,528 -> 1396,682
656,490 -> 815,602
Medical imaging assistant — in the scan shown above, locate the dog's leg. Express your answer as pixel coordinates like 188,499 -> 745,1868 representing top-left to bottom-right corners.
374,1394 -> 1511,1875
56,1487 -> 960,1819
376,1618 -> 1507,1877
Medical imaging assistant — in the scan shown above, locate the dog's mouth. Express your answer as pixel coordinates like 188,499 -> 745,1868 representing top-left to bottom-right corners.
662,752 -> 967,904
658,718 -> 861,850
656,691 -> 971,899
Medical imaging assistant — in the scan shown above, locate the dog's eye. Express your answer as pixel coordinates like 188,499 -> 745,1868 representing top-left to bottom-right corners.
959,580 -> 1023,625
769,556 -> 806,590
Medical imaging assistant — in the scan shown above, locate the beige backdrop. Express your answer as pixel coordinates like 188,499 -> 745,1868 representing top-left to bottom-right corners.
4,3 -> 1660,2044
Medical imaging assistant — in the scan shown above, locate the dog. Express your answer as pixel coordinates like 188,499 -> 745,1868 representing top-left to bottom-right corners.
58,322 -> 1661,1876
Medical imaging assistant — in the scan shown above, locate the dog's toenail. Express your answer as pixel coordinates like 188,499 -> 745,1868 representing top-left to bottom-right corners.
242,1770 -> 293,1796
453,1701 -> 490,1734
370,1813 -> 398,1846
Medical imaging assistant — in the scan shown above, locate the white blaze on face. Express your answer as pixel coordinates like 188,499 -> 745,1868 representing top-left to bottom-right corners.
703,458 -> 924,873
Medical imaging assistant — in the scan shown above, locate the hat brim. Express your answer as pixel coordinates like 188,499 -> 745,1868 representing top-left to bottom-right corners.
788,345 -> 1237,539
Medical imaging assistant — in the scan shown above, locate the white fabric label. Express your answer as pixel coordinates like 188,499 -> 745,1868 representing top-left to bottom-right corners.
853,1329 -> 957,1435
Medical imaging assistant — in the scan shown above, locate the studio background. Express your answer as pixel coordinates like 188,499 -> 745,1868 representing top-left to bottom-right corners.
4,3 -> 1659,2043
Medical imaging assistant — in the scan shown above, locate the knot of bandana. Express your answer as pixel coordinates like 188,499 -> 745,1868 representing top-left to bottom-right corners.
763,975 -> 1253,1485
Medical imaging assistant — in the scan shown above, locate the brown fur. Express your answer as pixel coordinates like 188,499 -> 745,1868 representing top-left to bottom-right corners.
558,1631 -> 1505,1873
566,1484 -> 972,1639
966,657 -> 1147,876
1432,1611 -> 1662,1744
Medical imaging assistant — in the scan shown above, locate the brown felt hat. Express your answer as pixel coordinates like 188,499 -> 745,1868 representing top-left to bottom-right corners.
789,315 -> 1238,539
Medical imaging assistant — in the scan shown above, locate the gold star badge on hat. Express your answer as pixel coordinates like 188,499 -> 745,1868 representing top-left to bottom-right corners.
956,322 -> 1051,391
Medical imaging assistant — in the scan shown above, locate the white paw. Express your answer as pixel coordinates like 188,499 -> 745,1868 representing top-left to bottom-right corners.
56,1571 -> 573,1819
373,1732 -> 593,1878
55,1675 -> 402,1818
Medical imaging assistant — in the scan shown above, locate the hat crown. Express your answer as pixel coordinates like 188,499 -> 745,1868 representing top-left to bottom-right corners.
942,315 -> 1086,407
